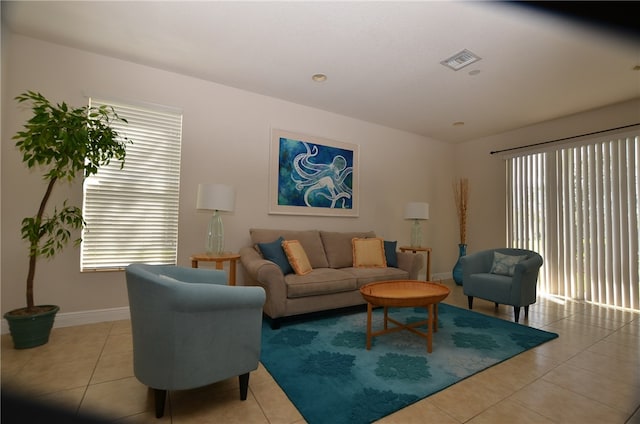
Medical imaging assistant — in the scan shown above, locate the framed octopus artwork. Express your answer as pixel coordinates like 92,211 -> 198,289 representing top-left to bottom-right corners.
269,129 -> 359,217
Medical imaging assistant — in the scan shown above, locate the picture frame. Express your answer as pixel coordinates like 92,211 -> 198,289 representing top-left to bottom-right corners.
269,129 -> 359,217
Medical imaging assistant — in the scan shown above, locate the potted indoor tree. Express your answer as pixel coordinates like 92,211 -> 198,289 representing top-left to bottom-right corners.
4,91 -> 130,349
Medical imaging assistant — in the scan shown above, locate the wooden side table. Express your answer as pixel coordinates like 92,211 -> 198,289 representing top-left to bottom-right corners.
399,246 -> 432,281
190,253 -> 241,286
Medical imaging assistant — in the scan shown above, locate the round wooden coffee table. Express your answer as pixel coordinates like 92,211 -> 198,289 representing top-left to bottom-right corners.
359,280 -> 450,353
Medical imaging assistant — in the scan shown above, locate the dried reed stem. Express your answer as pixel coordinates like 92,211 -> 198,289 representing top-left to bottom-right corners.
453,178 -> 469,245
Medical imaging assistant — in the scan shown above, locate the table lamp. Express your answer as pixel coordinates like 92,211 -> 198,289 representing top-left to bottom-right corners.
196,183 -> 235,255
404,202 -> 429,247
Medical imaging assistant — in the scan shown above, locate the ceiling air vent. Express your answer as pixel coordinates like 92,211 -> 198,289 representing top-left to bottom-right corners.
440,49 -> 481,71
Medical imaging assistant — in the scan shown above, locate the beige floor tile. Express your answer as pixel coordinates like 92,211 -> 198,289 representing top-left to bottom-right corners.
588,335 -> 640,363
544,317 -> 615,341
26,339 -> 104,365
252,362 -> 277,386
250,377 -> 305,424
7,357 -> 97,396
510,379 -> 629,423
79,376 -> 153,420
375,398 -> 460,423
109,320 -> 133,335
112,411 -> 172,423
1,342 -> 34,376
49,322 -> 112,346
564,348 -> 640,387
101,332 -> 133,356
566,312 -> 630,331
602,327 -> 640,349
542,362 -> 640,414
428,376 -> 507,422
470,349 -> 560,396
35,386 -> 86,412
466,398 -> 555,424
171,384 -> 268,424
91,350 -> 134,384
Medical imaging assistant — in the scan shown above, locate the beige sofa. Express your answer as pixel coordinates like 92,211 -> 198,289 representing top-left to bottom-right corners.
239,228 -> 423,328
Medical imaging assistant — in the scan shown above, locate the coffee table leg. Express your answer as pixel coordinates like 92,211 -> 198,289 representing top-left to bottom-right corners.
434,303 -> 438,333
366,302 -> 373,350
383,307 -> 389,330
427,304 -> 433,353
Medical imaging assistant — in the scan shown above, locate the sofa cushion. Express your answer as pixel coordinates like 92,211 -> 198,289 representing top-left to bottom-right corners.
320,230 -> 376,268
256,236 -> 293,275
250,228 -> 329,268
342,267 -> 409,287
384,240 -> 398,268
282,240 -> 313,275
490,251 -> 527,276
284,268 -> 357,298
352,238 -> 387,268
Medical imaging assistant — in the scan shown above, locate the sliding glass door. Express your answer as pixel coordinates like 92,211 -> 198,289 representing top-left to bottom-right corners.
506,131 -> 639,311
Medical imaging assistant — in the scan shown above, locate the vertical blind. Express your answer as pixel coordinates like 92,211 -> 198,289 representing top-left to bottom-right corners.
507,132 -> 639,311
81,99 -> 182,271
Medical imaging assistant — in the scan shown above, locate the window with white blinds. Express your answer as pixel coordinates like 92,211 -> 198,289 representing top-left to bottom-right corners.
507,131 -> 639,311
81,99 -> 182,271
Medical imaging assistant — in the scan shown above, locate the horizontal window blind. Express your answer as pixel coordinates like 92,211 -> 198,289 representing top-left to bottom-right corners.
507,132 -> 639,311
81,99 -> 182,271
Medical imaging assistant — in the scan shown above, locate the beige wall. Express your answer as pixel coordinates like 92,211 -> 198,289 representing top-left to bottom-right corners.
1,33 -> 458,315
3,31 -> 638,318
456,98 -> 640,253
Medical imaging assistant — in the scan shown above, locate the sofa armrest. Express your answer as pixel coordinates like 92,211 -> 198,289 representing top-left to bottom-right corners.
397,251 -> 423,280
240,246 -> 284,281
240,246 -> 288,318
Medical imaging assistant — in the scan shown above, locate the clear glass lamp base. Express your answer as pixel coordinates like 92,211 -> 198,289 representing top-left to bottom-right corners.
410,220 -> 423,248
206,211 -> 225,255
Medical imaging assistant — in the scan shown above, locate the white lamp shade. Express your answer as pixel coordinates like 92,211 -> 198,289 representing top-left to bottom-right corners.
404,202 -> 429,220
196,184 -> 235,212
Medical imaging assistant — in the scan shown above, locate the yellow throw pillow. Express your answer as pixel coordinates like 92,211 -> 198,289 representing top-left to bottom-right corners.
352,238 -> 387,268
282,240 -> 313,275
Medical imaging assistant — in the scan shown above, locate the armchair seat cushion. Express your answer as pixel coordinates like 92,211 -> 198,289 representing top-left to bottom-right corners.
464,272 -> 514,304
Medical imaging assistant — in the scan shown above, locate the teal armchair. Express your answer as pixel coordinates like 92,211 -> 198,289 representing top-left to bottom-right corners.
125,264 -> 266,418
460,248 -> 543,322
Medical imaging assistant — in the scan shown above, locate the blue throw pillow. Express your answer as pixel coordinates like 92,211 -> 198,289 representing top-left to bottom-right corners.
490,251 -> 527,276
257,237 -> 293,275
384,240 -> 398,268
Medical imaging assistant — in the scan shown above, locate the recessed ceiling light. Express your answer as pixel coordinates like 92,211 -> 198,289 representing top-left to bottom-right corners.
312,73 -> 327,82
441,49 -> 481,71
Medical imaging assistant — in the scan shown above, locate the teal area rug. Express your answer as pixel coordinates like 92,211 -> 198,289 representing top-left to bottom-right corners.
260,304 -> 558,424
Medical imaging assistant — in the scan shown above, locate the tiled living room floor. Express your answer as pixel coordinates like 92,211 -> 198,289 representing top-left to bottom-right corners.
2,279 -> 639,423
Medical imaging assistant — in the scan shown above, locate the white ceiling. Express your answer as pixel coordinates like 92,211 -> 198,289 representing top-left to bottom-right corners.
3,1 -> 639,143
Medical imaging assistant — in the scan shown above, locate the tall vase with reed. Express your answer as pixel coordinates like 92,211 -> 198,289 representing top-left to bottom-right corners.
452,178 -> 468,285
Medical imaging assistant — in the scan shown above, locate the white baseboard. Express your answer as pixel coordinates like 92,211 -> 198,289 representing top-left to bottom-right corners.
431,272 -> 453,281
1,306 -> 130,334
